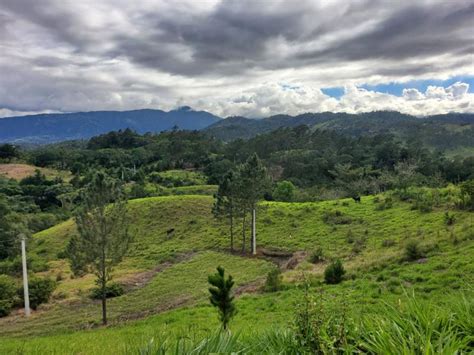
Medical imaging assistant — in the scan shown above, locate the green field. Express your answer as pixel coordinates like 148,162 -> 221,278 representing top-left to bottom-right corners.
1,191 -> 473,353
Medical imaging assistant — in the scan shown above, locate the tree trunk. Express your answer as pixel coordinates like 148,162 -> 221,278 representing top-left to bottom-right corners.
241,214 -> 246,254
230,214 -> 234,253
252,208 -> 256,255
101,247 -> 107,325
101,281 -> 107,325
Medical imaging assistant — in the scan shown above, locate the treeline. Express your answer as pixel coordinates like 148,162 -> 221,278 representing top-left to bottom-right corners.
12,126 -> 473,195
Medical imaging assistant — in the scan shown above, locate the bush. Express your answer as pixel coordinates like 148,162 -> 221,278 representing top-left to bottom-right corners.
273,180 -> 296,202
324,260 -> 345,284
18,277 -> 56,310
27,213 -> 59,233
264,269 -> 283,292
309,247 -> 324,264
444,211 -> 456,226
0,275 -> 16,317
411,192 -> 434,213
375,196 -> 393,210
404,240 -> 424,261
0,255 -> 48,276
322,210 -> 352,225
90,282 -> 124,300
460,179 -> 474,210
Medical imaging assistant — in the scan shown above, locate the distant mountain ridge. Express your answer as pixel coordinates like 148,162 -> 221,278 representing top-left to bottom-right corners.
0,107 -> 221,144
203,111 -> 474,152
1,109 -> 473,153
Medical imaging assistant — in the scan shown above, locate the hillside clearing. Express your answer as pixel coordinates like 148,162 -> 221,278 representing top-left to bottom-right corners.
0,163 -> 70,180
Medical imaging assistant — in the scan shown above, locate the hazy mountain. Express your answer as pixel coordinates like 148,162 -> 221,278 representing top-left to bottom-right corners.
204,111 -> 474,152
0,106 -> 221,144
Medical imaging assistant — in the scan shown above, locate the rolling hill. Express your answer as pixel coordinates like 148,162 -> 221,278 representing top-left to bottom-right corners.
1,191 -> 472,353
204,112 -> 474,153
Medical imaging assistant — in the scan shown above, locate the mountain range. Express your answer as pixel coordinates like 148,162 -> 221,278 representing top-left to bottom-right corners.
1,108 -> 473,153
0,106 -> 220,144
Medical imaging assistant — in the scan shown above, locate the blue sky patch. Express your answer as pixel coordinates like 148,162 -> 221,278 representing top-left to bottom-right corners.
321,76 -> 473,99
360,76 -> 474,96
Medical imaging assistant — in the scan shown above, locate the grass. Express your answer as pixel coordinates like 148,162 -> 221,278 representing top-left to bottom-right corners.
0,163 -> 71,181
0,189 -> 473,353
0,251 -> 272,338
1,290 -> 471,354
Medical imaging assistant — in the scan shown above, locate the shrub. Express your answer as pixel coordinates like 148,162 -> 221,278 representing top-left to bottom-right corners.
444,211 -> 456,226
375,196 -> 393,211
346,230 -> 354,244
324,260 -> 346,284
18,277 -> 56,310
411,192 -> 434,213
460,179 -> 474,210
264,269 -> 282,292
294,281 -> 352,352
322,210 -> 352,225
0,275 -> 16,317
404,240 -> 424,261
0,255 -> 48,276
90,282 -> 124,300
273,180 -> 296,202
27,213 -> 58,233
309,247 -> 324,264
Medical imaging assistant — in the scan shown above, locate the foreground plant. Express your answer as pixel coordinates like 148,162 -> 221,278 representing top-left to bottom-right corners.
359,293 -> 474,354
208,266 -> 236,330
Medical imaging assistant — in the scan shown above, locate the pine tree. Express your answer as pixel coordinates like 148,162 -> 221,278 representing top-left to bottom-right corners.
66,172 -> 131,325
212,171 -> 239,252
237,154 -> 269,254
208,266 -> 236,330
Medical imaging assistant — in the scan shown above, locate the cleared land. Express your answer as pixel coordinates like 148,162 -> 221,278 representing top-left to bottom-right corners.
0,192 -> 473,353
0,163 -> 70,180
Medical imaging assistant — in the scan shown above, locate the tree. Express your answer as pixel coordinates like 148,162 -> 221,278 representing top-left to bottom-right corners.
208,266 -> 236,330
66,172 -> 131,325
237,154 -> 269,254
0,196 -> 29,261
273,180 -> 295,202
0,144 -> 19,162
213,170 -> 239,252
460,179 -> 474,210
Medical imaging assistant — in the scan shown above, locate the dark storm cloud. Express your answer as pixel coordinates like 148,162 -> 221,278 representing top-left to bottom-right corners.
105,0 -> 473,77
1,0 -> 471,76
0,0 -> 472,116
298,2 -> 474,63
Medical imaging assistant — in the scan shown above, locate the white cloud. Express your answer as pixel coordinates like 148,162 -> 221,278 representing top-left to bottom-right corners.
187,82 -> 472,118
0,0 -> 472,117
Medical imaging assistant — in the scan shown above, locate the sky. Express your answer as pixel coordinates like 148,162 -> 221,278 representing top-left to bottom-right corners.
0,0 -> 473,118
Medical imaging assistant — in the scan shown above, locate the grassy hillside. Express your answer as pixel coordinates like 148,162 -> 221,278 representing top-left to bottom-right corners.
1,192 -> 473,353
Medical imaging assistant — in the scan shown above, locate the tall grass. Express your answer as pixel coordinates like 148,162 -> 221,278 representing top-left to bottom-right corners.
358,293 -> 473,354
136,292 -> 473,354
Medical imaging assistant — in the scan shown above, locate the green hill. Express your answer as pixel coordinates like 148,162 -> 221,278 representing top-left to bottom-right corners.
0,192 -> 473,353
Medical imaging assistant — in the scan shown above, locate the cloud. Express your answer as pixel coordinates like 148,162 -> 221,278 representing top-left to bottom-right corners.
0,0 -> 472,117
191,82 -> 473,118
